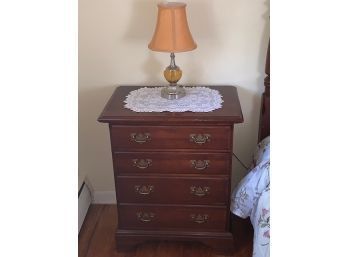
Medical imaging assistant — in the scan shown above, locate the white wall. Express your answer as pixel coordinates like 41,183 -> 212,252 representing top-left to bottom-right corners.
79,0 -> 270,195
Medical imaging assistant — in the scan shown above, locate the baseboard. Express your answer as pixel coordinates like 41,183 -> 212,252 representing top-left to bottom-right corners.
92,191 -> 117,204
78,182 -> 92,233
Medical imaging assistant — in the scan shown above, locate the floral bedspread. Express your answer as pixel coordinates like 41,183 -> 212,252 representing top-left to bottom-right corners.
231,136 -> 270,257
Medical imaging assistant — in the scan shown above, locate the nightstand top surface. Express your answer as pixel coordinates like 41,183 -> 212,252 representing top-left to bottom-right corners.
98,86 -> 243,125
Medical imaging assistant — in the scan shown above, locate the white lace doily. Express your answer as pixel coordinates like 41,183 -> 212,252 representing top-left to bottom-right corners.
124,86 -> 223,112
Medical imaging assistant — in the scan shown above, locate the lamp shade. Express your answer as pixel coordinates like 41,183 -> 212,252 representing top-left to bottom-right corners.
148,2 -> 197,53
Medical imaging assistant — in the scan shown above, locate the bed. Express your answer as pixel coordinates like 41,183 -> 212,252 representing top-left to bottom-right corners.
231,42 -> 270,257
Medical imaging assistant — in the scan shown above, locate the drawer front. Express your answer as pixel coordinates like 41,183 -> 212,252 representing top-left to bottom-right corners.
114,152 -> 231,175
116,177 -> 229,205
118,205 -> 228,232
110,126 -> 231,151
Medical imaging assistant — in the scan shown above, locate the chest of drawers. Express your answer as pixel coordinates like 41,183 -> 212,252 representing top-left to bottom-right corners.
98,86 -> 243,253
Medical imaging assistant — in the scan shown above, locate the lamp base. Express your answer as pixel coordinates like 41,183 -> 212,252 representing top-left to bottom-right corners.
161,84 -> 186,100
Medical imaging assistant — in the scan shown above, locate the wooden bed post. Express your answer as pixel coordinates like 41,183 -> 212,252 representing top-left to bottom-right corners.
258,41 -> 270,142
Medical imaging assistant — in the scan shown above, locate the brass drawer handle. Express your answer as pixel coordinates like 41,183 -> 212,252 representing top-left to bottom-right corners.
136,212 -> 155,222
130,133 -> 151,144
190,186 -> 210,197
190,214 -> 209,224
191,160 -> 210,170
189,134 -> 211,145
133,159 -> 152,169
135,185 -> 154,195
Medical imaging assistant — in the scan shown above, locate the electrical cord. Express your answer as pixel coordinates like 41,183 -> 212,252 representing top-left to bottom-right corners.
232,152 -> 249,170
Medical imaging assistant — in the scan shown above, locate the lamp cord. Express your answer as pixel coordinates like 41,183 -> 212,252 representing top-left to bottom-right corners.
233,152 -> 249,171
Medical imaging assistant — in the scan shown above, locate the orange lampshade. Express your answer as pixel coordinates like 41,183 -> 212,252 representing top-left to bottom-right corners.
148,2 -> 197,53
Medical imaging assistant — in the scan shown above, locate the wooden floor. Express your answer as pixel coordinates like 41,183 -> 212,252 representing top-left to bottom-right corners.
79,205 -> 253,257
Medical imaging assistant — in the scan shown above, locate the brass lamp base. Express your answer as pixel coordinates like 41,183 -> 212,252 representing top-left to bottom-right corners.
161,53 -> 185,100
161,84 -> 186,100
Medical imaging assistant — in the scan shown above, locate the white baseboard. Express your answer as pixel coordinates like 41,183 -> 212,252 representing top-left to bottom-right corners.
78,183 -> 92,233
92,191 -> 117,204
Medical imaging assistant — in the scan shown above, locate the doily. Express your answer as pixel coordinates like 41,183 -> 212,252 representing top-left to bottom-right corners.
124,86 -> 223,112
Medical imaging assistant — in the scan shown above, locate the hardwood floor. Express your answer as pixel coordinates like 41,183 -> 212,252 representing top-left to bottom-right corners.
79,205 -> 253,257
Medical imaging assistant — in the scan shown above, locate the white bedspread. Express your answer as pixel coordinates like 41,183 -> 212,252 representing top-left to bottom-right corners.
231,137 -> 270,257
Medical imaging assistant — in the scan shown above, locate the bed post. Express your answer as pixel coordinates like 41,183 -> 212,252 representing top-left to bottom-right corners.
258,41 -> 270,142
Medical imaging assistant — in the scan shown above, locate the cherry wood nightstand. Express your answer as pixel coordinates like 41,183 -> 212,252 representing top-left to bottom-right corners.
98,85 -> 243,253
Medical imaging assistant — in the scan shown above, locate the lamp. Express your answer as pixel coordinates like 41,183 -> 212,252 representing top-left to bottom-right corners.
148,2 -> 197,100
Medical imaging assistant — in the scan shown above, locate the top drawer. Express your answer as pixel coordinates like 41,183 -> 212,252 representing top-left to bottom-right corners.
110,126 -> 231,151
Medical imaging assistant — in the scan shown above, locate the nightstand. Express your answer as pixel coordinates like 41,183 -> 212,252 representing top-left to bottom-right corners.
98,85 -> 243,253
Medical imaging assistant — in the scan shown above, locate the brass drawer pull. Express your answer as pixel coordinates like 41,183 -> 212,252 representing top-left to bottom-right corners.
190,186 -> 210,197
189,134 -> 211,145
190,214 -> 209,224
133,159 -> 152,169
191,160 -> 210,170
130,133 -> 151,144
136,212 -> 155,222
135,185 -> 154,195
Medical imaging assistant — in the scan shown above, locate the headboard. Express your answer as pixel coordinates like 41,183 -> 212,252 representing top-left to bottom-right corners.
258,41 -> 270,142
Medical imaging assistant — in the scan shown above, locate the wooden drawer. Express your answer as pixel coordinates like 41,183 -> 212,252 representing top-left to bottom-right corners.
114,152 -> 231,175
118,205 -> 228,232
116,176 -> 229,205
110,126 -> 231,151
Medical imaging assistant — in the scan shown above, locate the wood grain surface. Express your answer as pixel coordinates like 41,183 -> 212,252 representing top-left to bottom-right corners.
79,205 -> 253,257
